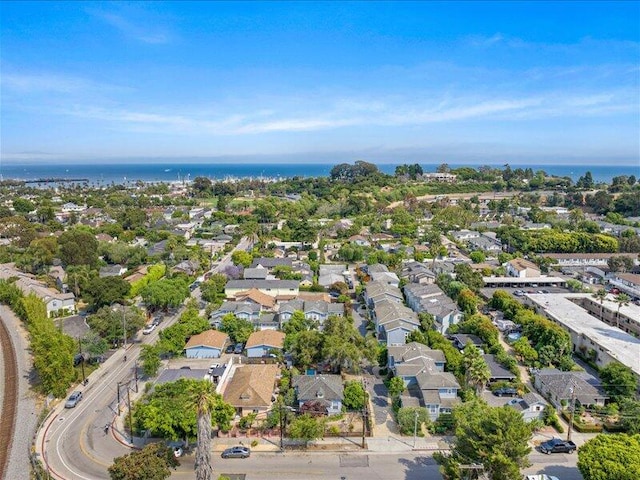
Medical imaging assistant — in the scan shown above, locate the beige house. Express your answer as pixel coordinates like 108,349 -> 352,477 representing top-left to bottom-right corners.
222,364 -> 279,416
506,258 -> 541,278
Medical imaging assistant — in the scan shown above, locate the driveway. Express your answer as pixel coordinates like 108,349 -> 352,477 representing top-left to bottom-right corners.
363,367 -> 397,436
351,303 -> 368,337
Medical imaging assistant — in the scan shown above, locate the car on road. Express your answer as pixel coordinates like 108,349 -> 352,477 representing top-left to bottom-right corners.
65,391 -> 83,408
513,290 -> 525,297
221,446 -> 250,459
142,323 -> 157,335
493,386 -> 518,397
539,438 -> 576,454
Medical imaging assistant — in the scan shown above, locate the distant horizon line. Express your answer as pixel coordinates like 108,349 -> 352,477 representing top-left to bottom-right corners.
2,157 -> 639,167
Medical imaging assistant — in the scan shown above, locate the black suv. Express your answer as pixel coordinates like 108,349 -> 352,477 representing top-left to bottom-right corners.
493,386 -> 518,397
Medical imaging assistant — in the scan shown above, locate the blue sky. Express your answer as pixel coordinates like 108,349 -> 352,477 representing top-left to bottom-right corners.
1,1 -> 639,165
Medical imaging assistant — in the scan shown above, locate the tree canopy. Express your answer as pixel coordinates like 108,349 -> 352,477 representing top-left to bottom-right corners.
577,434 -> 640,480
436,400 -> 533,480
109,443 -> 179,480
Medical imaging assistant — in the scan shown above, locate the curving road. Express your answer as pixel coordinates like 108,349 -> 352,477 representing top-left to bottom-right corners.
37,238 -> 252,479
0,306 -> 18,479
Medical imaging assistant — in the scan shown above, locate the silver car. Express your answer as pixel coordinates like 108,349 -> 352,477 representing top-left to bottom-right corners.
221,446 -> 250,458
65,391 -> 83,408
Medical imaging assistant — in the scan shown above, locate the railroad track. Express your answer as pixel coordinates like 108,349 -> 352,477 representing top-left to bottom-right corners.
0,314 -> 18,480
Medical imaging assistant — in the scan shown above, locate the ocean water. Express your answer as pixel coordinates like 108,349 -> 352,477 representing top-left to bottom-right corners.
0,161 -> 637,185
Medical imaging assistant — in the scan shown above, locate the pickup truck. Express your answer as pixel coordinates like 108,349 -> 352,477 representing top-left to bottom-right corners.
539,438 -> 577,454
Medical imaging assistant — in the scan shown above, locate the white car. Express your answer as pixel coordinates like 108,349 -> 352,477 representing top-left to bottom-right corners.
142,324 -> 157,335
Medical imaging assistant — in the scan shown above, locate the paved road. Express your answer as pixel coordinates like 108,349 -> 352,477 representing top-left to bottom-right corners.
173,452 -> 442,480
168,449 -> 581,480
38,237 -> 253,480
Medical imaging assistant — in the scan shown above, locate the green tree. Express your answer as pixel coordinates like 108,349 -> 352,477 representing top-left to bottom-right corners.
108,442 -> 179,480
87,305 -> 146,345
577,433 -> 640,480
592,288 -> 608,319
462,344 -> 491,395
141,277 -> 190,311
231,250 -> 253,268
133,379 -> 235,442
387,376 -> 406,399
511,336 -> 538,365
613,293 -> 631,329
59,229 -> 99,266
185,380 -> 219,480
140,344 -> 162,377
199,274 -> 227,304
288,414 -> 323,444
396,407 -> 430,436
86,276 -> 131,308
599,362 -> 638,403
469,251 -> 486,264
342,381 -> 366,411
12,197 -> 35,214
436,400 -> 533,480
287,329 -> 322,369
219,313 -> 254,344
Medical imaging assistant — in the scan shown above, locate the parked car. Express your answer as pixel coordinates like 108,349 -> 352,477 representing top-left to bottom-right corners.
493,387 -> 518,397
233,343 -> 244,354
65,391 -> 83,408
167,441 -> 185,458
525,475 -> 560,480
225,344 -> 235,354
142,324 -> 157,335
539,438 -> 576,454
221,446 -> 250,459
208,363 -> 220,375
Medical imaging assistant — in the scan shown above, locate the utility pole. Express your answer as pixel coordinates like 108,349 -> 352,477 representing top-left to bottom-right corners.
127,388 -> 134,444
279,403 -> 284,452
413,410 -> 419,448
122,302 -> 127,349
77,337 -> 86,384
361,378 -> 368,449
117,381 -> 121,406
567,381 -> 577,442
134,361 -> 139,393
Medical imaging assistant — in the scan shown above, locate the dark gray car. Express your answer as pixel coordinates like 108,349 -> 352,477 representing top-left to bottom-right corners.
221,446 -> 250,458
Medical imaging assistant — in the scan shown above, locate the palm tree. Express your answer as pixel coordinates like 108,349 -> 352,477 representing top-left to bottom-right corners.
592,288 -> 607,320
462,343 -> 491,395
186,380 -> 218,480
614,293 -> 631,329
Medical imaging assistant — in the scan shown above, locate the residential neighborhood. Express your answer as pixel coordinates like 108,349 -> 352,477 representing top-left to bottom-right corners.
0,162 -> 638,480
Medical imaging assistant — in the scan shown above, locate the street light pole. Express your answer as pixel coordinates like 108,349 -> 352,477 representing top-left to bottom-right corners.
413,410 -> 419,448
127,388 -> 134,444
122,302 -> 127,349
279,403 -> 284,452
77,337 -> 86,384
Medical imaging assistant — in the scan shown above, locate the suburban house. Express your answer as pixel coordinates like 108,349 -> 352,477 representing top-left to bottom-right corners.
250,257 -> 294,269
245,330 -> 285,358
387,342 -> 459,419
0,264 -> 76,317
184,330 -> 230,359
210,301 -> 263,327
506,258 -> 541,278
416,371 -> 460,420
232,289 -> 277,310
222,364 -> 279,416
367,264 -> 400,287
292,374 -> 344,415
372,299 -> 420,346
483,354 -> 517,383
403,283 -> 463,333
243,266 -> 270,280
388,342 -> 446,374
172,260 -> 200,276
48,265 -> 67,292
449,334 -> 484,351
225,280 -> 300,299
608,273 -> 640,299
467,233 -> 503,253
544,252 -> 639,268
400,261 -> 436,285
364,281 -> 404,307
507,392 -> 547,423
534,369 -> 608,408
449,230 -> 480,242
99,264 -> 127,278
278,299 -> 344,326
318,264 -> 348,288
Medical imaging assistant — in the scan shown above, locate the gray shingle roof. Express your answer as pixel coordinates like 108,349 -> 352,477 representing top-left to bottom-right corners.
292,375 -> 344,403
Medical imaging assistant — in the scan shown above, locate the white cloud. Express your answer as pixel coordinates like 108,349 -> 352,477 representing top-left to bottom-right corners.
86,8 -> 172,44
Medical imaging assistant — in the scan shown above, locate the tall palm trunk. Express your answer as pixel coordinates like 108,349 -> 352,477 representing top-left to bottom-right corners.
195,409 -> 213,480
